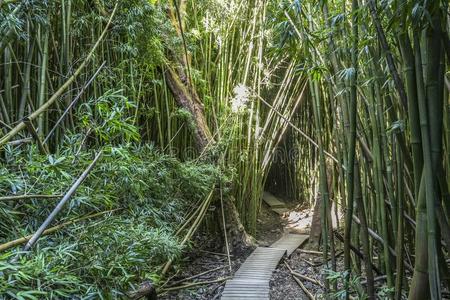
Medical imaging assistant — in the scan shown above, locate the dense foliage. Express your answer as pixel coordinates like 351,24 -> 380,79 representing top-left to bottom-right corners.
1,0 -> 449,299
0,143 -> 219,297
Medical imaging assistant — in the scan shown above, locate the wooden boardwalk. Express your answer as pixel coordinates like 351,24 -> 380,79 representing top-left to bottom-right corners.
221,247 -> 285,300
262,191 -> 290,215
271,233 -> 308,256
221,233 -> 308,299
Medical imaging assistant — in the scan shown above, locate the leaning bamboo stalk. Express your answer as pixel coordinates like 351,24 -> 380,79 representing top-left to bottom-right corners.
21,151 -> 102,252
23,117 -> 49,155
162,188 -> 214,275
0,3 -> 118,147
175,197 -> 204,236
43,61 -> 106,144
0,209 -> 119,252
0,194 -> 62,202
220,182 -> 232,273
367,0 -> 408,110
256,92 -> 338,164
333,231 -> 382,275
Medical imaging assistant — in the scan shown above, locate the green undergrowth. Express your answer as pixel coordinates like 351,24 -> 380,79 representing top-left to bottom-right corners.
0,143 -> 220,299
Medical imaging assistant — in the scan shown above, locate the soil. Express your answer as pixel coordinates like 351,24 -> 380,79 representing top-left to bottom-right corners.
158,247 -> 252,300
270,245 -> 327,300
256,202 -> 286,246
159,201 -> 325,300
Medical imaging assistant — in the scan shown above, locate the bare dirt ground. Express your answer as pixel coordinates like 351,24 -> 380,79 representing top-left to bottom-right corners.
159,202 -> 325,300
270,245 -> 328,300
269,204 -> 330,300
158,250 -> 250,299
256,202 -> 286,246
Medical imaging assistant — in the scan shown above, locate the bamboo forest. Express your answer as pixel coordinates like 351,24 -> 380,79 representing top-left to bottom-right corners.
0,0 -> 449,299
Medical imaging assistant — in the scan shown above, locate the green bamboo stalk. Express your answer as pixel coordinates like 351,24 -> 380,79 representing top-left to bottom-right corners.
311,77 -> 331,293
395,135 -> 405,300
4,45 -> 13,120
408,28 -> 439,300
354,160 -> 375,299
0,2 -> 119,146
37,24 -> 49,137
344,1 -> 359,297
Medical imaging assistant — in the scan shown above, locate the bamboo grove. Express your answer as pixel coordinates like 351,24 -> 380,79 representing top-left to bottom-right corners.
0,0 -> 449,299
0,0 -> 308,296
283,1 -> 449,299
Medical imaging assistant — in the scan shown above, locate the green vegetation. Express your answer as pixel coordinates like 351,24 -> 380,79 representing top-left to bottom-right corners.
0,143 -> 220,297
0,0 -> 449,299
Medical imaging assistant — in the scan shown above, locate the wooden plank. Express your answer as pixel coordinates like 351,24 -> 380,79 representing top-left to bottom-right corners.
271,233 -> 309,256
220,247 -> 285,300
262,191 -> 286,208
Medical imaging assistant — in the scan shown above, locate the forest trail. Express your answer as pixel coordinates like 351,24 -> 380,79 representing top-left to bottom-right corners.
221,193 -> 309,300
2,1 -> 448,298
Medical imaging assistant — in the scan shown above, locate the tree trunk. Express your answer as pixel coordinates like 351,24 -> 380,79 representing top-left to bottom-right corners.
164,67 -> 212,151
223,196 -> 257,254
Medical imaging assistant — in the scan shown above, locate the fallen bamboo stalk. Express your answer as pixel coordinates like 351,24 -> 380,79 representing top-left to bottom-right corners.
22,151 -> 102,252
0,209 -> 120,252
292,272 -> 324,288
0,3 -> 118,147
292,275 -> 315,300
159,277 -> 231,293
166,266 -> 227,287
198,249 -> 234,257
7,137 -> 33,146
285,262 -> 315,300
0,194 -> 63,202
314,250 -> 344,267
284,261 -> 323,287
159,270 -> 181,290
301,258 -> 321,267
298,249 -> 323,256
